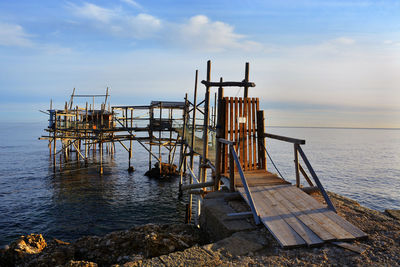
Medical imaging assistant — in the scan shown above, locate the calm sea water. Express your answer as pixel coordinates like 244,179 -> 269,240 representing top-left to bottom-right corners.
0,123 -> 399,246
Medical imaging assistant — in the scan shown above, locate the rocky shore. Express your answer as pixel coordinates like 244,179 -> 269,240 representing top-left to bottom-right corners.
1,191 -> 399,266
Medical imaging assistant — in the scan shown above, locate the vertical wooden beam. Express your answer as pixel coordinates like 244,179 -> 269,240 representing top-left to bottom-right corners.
294,144 -> 300,187
53,111 -> 57,172
238,98 -> 244,169
85,102 -> 88,163
179,94 -> 188,172
149,107 -> 153,170
159,103 -> 162,176
223,95 -> 228,173
214,79 -> 224,190
256,110 -> 267,170
201,60 -> 211,184
247,98 -> 253,170
251,99 -> 257,170
244,62 -> 249,98
229,147 -> 235,192
190,70 -> 198,170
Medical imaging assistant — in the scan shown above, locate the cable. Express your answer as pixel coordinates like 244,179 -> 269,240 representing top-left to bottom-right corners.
260,142 -> 286,180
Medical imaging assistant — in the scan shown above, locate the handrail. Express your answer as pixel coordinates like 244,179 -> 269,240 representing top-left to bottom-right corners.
229,145 -> 260,225
296,145 -> 336,212
265,133 -> 305,145
218,138 -> 236,145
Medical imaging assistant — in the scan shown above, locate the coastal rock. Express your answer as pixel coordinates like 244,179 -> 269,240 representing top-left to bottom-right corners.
64,260 -> 98,267
144,163 -> 178,178
0,233 -> 46,266
385,209 -> 400,220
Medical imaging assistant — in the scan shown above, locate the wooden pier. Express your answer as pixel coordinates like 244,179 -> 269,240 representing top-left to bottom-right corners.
40,60 -> 367,248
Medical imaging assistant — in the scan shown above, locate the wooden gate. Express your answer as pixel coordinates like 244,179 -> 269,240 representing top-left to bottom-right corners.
221,97 -> 266,173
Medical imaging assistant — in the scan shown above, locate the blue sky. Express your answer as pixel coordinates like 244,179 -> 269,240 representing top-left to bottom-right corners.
0,0 -> 399,127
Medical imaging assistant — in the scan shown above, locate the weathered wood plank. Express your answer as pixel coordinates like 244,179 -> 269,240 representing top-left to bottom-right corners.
251,98 -> 257,170
247,98 -> 253,170
238,187 -> 306,247
281,186 -> 355,241
265,185 -> 336,241
224,97 -> 229,172
287,186 -> 367,239
258,186 -> 324,246
243,97 -> 248,171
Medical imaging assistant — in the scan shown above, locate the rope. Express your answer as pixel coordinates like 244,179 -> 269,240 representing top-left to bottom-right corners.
260,142 -> 286,180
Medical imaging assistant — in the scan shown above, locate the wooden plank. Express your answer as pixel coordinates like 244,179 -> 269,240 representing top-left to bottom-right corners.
234,97 -> 239,171
251,98 -> 257,170
238,98 -> 244,169
265,186 -> 337,241
281,186 -> 355,241
257,186 -> 324,246
229,97 -> 234,148
238,187 -> 306,247
224,97 -> 229,172
247,98 -> 253,170
243,97 -> 248,171
287,186 -> 367,239
332,241 -> 366,254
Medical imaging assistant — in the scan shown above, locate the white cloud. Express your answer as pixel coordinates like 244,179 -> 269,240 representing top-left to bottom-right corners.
68,2 -> 161,39
67,3 -> 261,52
0,22 -> 33,47
121,0 -> 142,9
68,2 -> 118,23
176,15 -> 262,52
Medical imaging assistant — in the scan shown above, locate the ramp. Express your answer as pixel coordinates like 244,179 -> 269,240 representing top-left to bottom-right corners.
238,184 -> 367,247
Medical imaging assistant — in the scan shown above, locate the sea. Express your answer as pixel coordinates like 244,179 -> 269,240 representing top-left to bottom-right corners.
0,122 -> 399,246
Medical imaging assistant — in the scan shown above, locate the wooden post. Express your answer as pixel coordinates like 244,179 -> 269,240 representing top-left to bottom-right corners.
168,108 -> 173,167
190,70 -> 198,170
149,107 -> 153,171
214,78 -> 224,190
179,94 -> 188,172
229,146 -> 235,192
294,144 -> 300,187
244,62 -> 249,98
129,109 -> 133,171
85,102 -> 88,164
159,103 -> 162,176
201,60 -> 211,184
213,92 -> 217,128
53,111 -> 57,172
256,110 -> 267,170
100,140 -> 103,174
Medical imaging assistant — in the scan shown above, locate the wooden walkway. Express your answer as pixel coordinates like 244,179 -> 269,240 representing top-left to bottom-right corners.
238,184 -> 367,248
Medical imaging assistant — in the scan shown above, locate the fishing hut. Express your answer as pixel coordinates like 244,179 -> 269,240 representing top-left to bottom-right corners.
40,60 -> 367,248
40,89 -> 186,176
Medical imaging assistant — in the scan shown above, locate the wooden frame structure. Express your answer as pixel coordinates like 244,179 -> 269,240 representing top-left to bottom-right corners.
40,60 -> 366,248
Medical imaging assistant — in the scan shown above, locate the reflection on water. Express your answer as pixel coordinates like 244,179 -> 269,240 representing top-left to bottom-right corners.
0,123 -> 187,246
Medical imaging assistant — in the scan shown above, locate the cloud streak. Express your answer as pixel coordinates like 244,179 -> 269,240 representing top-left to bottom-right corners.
67,2 -> 261,52
0,22 -> 33,47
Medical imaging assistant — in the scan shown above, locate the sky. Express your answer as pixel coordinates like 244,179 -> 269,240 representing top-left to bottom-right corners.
0,0 -> 399,128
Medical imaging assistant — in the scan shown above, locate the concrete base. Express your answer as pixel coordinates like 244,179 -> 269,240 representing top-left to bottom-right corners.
199,191 -> 257,242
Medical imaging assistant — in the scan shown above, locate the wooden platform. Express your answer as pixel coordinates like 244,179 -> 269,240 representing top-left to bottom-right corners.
222,169 -> 290,187
238,184 -> 367,248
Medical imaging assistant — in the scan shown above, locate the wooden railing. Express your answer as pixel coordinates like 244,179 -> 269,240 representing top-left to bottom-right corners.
218,138 -> 260,224
264,133 -> 336,212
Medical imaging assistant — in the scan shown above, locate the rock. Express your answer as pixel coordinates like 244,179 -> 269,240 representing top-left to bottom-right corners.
145,162 -> 178,178
385,209 -> 400,220
0,233 -> 47,266
64,260 -> 98,267
203,231 -> 265,256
